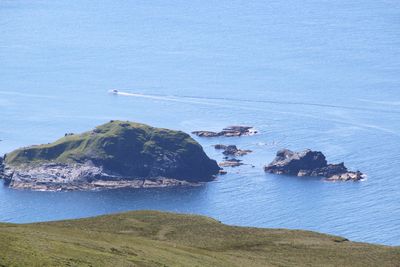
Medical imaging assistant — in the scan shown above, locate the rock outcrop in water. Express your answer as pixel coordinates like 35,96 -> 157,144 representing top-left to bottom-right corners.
0,121 -> 220,191
264,149 -> 364,181
214,144 -> 252,156
214,144 -> 251,169
218,158 -> 244,168
192,126 -> 256,137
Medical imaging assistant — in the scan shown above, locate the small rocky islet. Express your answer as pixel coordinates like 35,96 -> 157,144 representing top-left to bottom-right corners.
0,120 -> 220,191
192,125 -> 257,137
214,144 -> 252,157
265,149 -> 365,181
192,125 -> 256,168
214,144 -> 253,168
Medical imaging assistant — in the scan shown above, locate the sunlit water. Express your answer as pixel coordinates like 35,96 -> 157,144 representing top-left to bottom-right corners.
1,0 -> 400,245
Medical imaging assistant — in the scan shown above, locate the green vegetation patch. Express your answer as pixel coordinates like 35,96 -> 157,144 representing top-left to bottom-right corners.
0,210 -> 399,267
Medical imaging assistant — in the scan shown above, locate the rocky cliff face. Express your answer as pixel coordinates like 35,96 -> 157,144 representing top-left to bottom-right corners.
264,149 -> 364,181
2,121 -> 220,190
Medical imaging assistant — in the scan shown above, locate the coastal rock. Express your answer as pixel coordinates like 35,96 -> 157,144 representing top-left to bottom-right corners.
214,144 -> 252,172
1,121 -> 220,191
192,126 -> 256,138
264,149 -> 364,181
214,144 -> 252,156
218,169 -> 228,175
326,171 -> 364,182
4,162 -> 200,191
0,156 -> 4,179
221,126 -> 256,137
191,131 -> 221,137
219,158 -> 243,168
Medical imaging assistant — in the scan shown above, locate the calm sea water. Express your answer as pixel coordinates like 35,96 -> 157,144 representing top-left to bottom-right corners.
1,0 -> 400,245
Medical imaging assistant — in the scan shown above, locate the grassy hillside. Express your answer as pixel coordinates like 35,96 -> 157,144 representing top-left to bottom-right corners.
0,211 -> 398,267
4,120 -> 219,181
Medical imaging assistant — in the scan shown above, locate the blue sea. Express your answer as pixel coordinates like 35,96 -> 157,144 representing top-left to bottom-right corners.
1,0 -> 400,245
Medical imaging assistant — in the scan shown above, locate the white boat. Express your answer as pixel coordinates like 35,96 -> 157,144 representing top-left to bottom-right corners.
109,89 -> 119,94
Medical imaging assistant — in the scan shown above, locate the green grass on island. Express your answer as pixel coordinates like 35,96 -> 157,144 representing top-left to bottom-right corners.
5,120 -> 201,166
4,120 -> 219,181
0,210 -> 398,267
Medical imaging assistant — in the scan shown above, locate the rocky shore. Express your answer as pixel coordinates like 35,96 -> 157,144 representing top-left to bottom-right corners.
0,121 -> 220,191
2,162 -> 199,191
264,149 -> 365,181
192,126 -> 257,137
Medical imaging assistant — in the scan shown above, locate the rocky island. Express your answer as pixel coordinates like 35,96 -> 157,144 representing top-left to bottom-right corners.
265,149 -> 365,181
0,120 -> 220,191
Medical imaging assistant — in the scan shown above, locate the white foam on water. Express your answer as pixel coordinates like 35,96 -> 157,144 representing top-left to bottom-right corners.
112,90 -> 400,137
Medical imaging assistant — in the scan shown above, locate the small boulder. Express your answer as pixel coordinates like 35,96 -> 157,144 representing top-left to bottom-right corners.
219,170 -> 228,175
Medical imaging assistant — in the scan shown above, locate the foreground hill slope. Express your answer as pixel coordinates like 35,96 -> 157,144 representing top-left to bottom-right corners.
1,121 -> 220,190
0,211 -> 398,266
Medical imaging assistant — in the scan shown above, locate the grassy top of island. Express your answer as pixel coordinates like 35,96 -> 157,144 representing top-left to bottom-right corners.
4,120 -> 219,182
0,210 -> 398,267
5,120 -> 199,165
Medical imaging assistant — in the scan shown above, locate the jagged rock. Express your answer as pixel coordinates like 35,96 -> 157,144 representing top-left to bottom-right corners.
214,144 -> 252,156
326,171 -> 364,181
192,126 -> 256,138
2,121 -> 220,191
221,126 -> 256,137
264,149 -> 364,181
3,162 -> 200,191
191,131 -> 221,137
219,158 -> 243,168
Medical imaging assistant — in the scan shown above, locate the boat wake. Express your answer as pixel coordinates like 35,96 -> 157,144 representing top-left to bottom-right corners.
110,90 -> 400,115
109,90 -> 400,136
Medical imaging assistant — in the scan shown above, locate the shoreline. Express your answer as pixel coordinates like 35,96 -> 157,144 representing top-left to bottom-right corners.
2,162 -> 204,191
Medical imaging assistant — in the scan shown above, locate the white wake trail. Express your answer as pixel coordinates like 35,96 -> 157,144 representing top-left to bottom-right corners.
112,91 -> 400,137
115,91 -> 234,108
